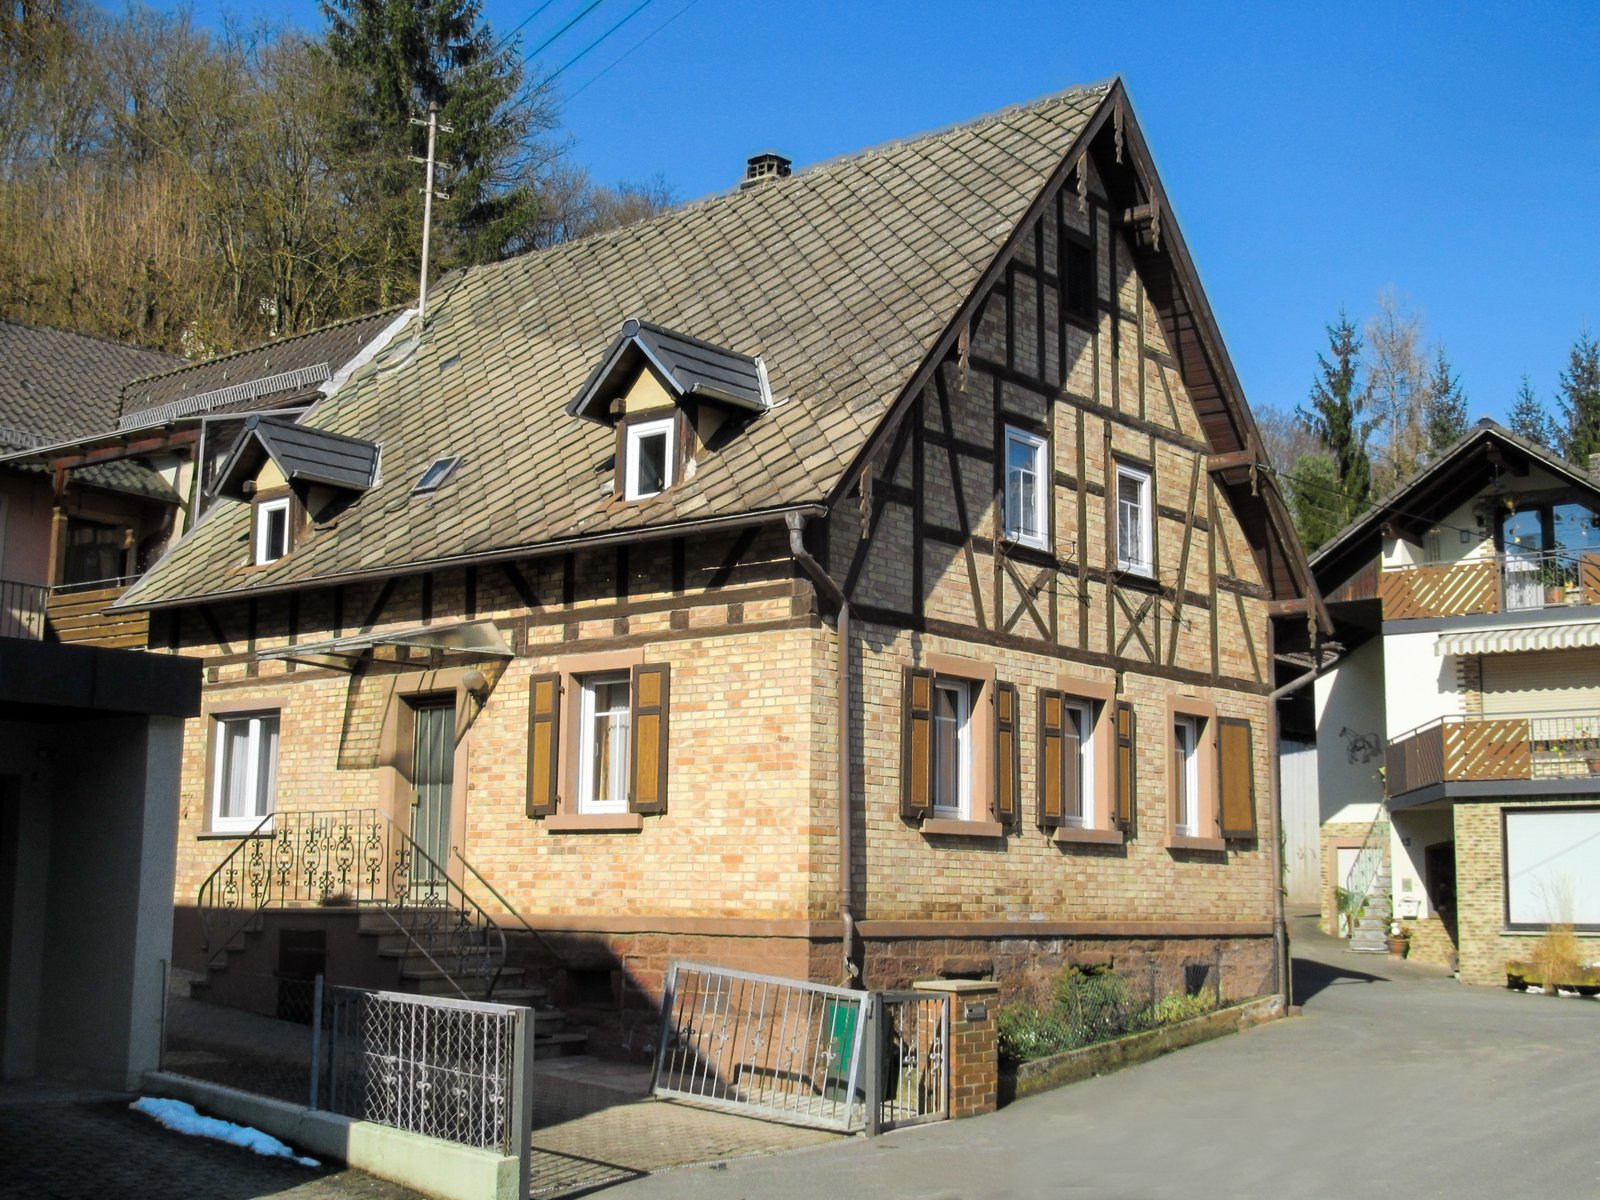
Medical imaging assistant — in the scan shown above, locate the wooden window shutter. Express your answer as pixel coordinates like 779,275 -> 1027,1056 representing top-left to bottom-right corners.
1114,700 -> 1137,833
1037,688 -> 1065,830
901,666 -> 934,820
1217,716 -> 1257,839
525,673 -> 561,818
993,681 -> 1020,826
629,663 -> 670,814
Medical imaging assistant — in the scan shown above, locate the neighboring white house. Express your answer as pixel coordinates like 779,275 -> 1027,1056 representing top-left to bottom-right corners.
1310,420 -> 1600,983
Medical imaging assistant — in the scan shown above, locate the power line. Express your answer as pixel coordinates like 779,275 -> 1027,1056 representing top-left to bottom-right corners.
490,0 -> 564,56
1266,463 -> 1485,542
545,0 -> 658,85
518,0 -> 607,72
564,0 -> 705,101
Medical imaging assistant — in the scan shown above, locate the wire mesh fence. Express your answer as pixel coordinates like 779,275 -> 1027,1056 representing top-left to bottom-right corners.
324,987 -> 528,1155
161,965 -> 323,1106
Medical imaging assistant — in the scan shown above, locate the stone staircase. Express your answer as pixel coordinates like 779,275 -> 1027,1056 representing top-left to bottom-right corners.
1349,857 -> 1392,954
189,905 -> 588,1058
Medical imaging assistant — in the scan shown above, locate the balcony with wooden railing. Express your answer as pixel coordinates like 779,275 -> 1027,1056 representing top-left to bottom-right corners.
45,577 -> 149,649
1377,550 -> 1600,620
1386,710 -> 1600,799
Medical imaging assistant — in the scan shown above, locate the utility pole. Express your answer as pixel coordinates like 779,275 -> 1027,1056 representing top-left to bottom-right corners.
410,102 -> 453,320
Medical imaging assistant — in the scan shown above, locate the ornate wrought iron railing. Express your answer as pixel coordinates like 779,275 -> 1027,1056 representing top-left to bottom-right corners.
196,807 -> 507,999
1342,801 -> 1390,921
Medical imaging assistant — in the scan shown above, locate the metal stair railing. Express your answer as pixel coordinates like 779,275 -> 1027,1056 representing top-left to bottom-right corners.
451,847 -> 570,973
1342,800 -> 1391,939
195,807 -> 506,999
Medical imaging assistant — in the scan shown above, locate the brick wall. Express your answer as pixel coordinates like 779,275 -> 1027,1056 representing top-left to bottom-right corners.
1453,797 -> 1600,985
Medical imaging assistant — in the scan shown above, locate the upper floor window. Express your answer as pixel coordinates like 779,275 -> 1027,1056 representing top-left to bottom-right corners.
1003,427 -> 1048,549
212,711 -> 279,833
254,497 -> 291,565
1064,238 -> 1094,323
625,417 -> 675,500
1115,463 -> 1153,576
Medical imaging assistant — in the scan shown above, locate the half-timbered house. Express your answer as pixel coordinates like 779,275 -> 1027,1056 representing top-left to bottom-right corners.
122,79 -> 1320,1051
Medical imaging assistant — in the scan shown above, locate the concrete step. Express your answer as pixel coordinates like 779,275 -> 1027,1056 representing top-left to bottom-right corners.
533,1032 -> 590,1059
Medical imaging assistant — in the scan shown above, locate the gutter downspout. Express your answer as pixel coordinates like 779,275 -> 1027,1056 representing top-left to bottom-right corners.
785,512 -> 859,986
1267,642 -> 1321,1013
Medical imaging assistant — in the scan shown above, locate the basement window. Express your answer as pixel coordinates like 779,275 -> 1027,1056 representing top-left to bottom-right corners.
413,456 -> 462,494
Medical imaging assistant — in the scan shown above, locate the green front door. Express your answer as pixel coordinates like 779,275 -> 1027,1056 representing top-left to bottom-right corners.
410,700 -> 455,885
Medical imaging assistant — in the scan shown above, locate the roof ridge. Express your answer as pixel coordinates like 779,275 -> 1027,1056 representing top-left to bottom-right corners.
0,316 -> 181,362
431,79 -> 1114,307
119,306 -> 409,394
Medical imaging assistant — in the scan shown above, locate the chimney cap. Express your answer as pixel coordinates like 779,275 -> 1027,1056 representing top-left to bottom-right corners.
741,151 -> 792,189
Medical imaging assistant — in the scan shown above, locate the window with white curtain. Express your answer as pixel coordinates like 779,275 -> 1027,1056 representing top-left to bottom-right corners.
578,673 -> 632,813
212,712 -> 279,832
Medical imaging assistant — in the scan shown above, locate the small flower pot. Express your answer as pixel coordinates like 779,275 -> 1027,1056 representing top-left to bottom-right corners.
1385,936 -> 1410,958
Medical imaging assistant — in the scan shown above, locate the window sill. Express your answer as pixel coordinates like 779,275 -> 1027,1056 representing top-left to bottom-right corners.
1053,825 -> 1125,846
922,817 -> 1005,839
1166,834 -> 1227,853
545,813 -> 644,834
199,825 -> 274,840
1113,567 -> 1160,592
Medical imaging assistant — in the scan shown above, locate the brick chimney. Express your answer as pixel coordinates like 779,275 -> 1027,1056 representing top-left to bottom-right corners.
740,152 -> 792,190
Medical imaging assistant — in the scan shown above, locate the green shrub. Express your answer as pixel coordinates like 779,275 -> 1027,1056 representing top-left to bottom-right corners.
1152,990 -> 1218,1025
996,1002 -> 1074,1063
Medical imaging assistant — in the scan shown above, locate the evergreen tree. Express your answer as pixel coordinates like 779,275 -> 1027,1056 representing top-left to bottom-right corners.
1297,312 -> 1373,528
1508,376 -> 1557,448
321,0 -> 559,306
1422,347 -> 1468,457
1285,450 -> 1347,552
1557,331 -> 1600,465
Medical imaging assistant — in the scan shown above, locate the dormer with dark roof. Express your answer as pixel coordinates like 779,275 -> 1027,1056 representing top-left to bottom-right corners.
567,318 -> 772,502
211,415 -> 379,564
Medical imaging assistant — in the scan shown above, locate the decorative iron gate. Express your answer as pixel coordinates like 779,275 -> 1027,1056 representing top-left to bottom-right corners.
651,962 -> 869,1131
870,991 -> 949,1131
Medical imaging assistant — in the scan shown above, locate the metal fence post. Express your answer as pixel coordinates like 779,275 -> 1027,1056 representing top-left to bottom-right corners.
308,974 -> 324,1111
512,1006 -> 535,1198
648,963 -> 678,1094
863,992 -> 883,1137
158,958 -> 170,1073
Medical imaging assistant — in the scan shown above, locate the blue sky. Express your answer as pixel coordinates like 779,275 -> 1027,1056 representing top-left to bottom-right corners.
168,0 -> 1598,425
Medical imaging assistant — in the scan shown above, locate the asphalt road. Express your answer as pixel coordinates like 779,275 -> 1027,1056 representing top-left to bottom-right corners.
615,916 -> 1600,1200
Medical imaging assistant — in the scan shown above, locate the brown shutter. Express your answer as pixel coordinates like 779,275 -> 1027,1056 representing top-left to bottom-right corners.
1037,688 -> 1065,830
629,663 -> 670,814
526,672 -> 561,817
901,666 -> 934,820
1114,700 -> 1137,833
1218,716 -> 1257,839
993,681 -> 1020,826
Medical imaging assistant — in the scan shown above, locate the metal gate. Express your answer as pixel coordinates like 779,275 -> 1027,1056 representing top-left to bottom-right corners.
651,962 -> 869,1131
870,991 -> 949,1132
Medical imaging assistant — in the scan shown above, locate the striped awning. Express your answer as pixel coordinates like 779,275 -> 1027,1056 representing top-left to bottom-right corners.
1436,622 -> 1600,656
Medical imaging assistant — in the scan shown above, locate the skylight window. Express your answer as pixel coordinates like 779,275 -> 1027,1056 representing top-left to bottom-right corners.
413,456 -> 462,494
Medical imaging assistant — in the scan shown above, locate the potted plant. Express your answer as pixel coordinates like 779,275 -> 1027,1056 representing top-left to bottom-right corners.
1540,558 -> 1571,605
1335,886 -> 1364,940
1385,922 -> 1411,958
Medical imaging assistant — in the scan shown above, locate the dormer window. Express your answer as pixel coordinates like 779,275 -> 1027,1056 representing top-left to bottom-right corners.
626,418 -> 676,500
255,496 -> 291,564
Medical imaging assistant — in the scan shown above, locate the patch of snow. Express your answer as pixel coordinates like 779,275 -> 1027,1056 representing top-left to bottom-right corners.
130,1098 -> 320,1168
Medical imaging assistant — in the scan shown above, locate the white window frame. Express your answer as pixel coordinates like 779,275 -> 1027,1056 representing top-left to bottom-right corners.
931,678 -> 973,820
255,497 -> 291,565
1002,426 -> 1048,550
1115,463 -> 1153,576
1173,714 -> 1201,837
1063,698 -> 1097,828
211,712 -> 279,833
577,672 -> 632,814
625,417 -> 676,500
